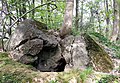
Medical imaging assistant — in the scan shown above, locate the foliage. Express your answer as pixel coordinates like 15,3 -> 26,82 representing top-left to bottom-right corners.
80,67 -> 93,83
89,32 -> 112,46
71,28 -> 81,36
49,80 -> 58,83
35,1 -> 65,29
57,68 -> 93,83
90,32 -> 120,58
97,75 -> 119,83
0,52 -> 34,83
1,0 -> 120,49
0,73 -> 32,83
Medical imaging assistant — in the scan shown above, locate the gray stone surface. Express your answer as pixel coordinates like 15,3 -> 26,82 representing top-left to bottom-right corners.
5,19 -> 113,72
6,19 -> 66,72
61,35 -> 90,70
62,34 -> 113,73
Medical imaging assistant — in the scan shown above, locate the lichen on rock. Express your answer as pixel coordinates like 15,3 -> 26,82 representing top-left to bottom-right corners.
83,33 -> 114,72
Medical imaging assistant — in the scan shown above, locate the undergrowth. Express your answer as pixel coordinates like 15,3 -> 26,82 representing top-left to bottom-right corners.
0,51 -> 119,82
57,68 -> 93,83
89,32 -> 120,58
97,75 -> 119,83
0,52 -> 93,83
0,52 -> 34,83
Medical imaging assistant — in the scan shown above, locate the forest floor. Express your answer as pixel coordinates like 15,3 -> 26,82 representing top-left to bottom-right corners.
0,33 -> 120,83
0,52 -> 120,83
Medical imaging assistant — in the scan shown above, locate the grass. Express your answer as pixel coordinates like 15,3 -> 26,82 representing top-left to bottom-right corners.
0,52 -> 93,83
0,52 -> 36,83
80,68 -> 93,83
97,75 -> 119,83
57,68 -> 93,83
0,52 -> 119,83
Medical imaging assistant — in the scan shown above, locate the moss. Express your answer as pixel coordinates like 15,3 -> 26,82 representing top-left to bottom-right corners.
0,52 -> 36,82
90,32 -> 120,59
83,34 -> 114,72
0,52 -> 118,83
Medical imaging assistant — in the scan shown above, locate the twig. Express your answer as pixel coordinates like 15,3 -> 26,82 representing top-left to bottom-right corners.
0,35 -> 9,39
2,11 -> 15,21
49,3 -> 57,11
9,1 -> 56,29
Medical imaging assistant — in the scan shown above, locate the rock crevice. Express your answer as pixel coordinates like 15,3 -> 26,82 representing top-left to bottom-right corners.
6,19 -> 66,72
6,19 -> 114,72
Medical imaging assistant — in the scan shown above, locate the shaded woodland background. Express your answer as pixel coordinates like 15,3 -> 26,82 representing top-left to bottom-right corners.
0,0 -> 120,39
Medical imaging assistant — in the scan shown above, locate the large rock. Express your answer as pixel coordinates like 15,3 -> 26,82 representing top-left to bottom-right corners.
5,19 -> 114,73
62,34 -> 114,72
83,34 -> 114,72
5,19 -> 66,72
61,35 -> 90,70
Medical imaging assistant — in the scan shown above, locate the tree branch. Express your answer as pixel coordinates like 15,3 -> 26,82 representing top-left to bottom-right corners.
9,1 -> 56,29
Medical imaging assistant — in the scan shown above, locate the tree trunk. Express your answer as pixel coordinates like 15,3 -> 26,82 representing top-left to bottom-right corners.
75,0 -> 79,30
80,0 -> 84,30
90,7 -> 94,31
16,1 -> 19,24
117,0 -> 120,41
40,0 -> 44,21
105,0 -> 110,37
97,9 -> 101,33
59,0 -> 74,38
4,0 -> 12,36
111,0 -> 119,42
32,0 -> 35,19
47,0 -> 51,27
1,0 -> 5,51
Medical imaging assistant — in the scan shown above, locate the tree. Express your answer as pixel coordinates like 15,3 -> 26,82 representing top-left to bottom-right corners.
117,0 -> 120,41
1,0 -> 7,51
75,0 -> 79,30
59,0 -> 74,38
89,3 -> 94,31
31,0 -> 35,19
110,0 -> 119,42
94,1 -> 101,33
80,0 -> 84,30
104,0 -> 110,37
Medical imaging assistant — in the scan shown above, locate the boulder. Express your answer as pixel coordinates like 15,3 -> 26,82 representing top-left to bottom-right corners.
61,35 -> 90,70
62,34 -> 114,72
5,19 -> 66,72
83,34 -> 114,72
5,19 -> 114,72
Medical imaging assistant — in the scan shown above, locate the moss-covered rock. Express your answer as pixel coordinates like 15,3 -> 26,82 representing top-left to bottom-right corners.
84,34 -> 114,72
